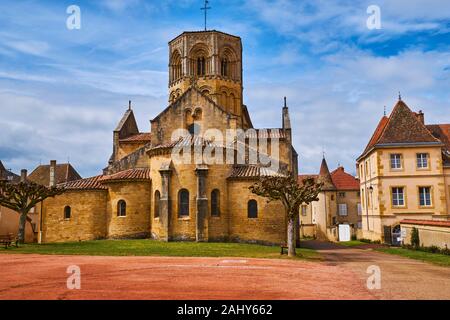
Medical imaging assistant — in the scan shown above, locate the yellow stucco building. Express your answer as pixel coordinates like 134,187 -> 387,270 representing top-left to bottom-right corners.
38,30 -> 298,245
356,99 -> 450,244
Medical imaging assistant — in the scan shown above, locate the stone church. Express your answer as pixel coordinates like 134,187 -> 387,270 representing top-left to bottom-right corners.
39,30 -> 298,244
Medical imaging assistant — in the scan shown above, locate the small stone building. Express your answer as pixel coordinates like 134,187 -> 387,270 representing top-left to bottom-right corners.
299,157 -> 362,241
39,30 -> 298,245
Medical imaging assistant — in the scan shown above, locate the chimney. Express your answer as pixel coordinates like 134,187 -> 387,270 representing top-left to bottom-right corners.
20,169 -> 27,182
417,110 -> 425,125
49,160 -> 57,187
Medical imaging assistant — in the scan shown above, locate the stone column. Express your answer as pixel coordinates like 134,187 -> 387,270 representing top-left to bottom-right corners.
195,165 -> 209,242
159,166 -> 172,242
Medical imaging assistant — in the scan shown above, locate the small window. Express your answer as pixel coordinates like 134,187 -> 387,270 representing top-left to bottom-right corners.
392,187 -> 405,207
211,189 -> 220,217
247,200 -> 258,218
188,123 -> 200,136
357,221 -> 363,229
331,195 -> 335,201
117,200 -> 127,217
221,59 -> 228,77
390,154 -> 402,169
154,191 -> 161,218
339,192 -> 346,198
419,187 -> 432,207
178,189 -> 190,217
301,205 -> 307,216
417,153 -> 429,169
64,206 -> 71,220
357,203 -> 362,215
338,204 -> 348,216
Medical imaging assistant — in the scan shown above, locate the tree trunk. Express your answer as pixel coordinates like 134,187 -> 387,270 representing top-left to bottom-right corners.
17,210 -> 28,244
287,216 -> 296,257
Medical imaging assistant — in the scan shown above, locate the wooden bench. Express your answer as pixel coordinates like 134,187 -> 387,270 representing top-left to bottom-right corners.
280,243 -> 288,255
0,234 -> 18,249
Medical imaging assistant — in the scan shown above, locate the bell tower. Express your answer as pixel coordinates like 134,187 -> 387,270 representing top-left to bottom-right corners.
168,31 -> 243,116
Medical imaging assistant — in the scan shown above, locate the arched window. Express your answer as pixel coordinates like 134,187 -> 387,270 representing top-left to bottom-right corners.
64,206 -> 71,220
154,191 -> 160,218
248,200 -> 258,218
221,58 -> 228,77
171,51 -> 182,82
211,189 -> 220,217
197,57 -> 206,76
117,200 -> 126,217
178,189 -> 190,217
188,123 -> 200,136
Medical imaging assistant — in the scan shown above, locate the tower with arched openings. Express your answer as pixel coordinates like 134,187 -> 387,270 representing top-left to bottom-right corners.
168,31 -> 243,117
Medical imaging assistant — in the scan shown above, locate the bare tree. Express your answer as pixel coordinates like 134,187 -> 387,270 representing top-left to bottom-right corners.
250,174 -> 322,257
0,180 -> 65,243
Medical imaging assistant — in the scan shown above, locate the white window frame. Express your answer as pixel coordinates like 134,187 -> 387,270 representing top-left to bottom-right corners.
390,154 -> 402,169
357,203 -> 362,215
301,205 -> 307,216
417,153 -> 429,169
419,187 -> 432,207
392,187 -> 405,207
338,203 -> 348,216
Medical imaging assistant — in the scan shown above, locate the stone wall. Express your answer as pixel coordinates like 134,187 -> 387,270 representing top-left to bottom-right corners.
42,190 -> 107,243
228,180 -> 286,245
401,221 -> 450,249
105,181 -> 151,239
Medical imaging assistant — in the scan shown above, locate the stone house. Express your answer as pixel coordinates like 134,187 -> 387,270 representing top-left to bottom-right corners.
299,158 -> 362,241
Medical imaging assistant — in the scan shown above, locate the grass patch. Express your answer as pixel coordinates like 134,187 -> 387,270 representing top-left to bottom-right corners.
376,247 -> 450,267
337,240 -> 367,247
0,239 -> 321,261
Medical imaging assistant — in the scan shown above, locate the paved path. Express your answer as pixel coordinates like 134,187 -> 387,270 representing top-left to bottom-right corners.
0,254 -> 373,300
301,240 -> 450,300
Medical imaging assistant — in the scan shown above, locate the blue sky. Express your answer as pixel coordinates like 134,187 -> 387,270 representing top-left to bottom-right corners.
0,0 -> 449,177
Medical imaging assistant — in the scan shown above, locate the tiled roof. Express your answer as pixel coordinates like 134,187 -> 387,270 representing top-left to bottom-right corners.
59,175 -> 107,190
100,168 -> 151,183
28,163 -> 82,186
359,100 -> 442,160
400,219 -> 450,228
119,133 -> 152,143
363,116 -> 389,154
318,158 -> 336,191
427,124 -> 450,152
378,100 -> 440,145
331,167 -> 360,190
245,129 -> 286,139
0,161 -> 20,182
149,135 -> 218,152
228,165 -> 285,179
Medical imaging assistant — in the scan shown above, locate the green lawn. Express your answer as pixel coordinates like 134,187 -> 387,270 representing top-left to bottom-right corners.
376,247 -> 450,267
0,239 -> 321,261
337,240 -> 367,247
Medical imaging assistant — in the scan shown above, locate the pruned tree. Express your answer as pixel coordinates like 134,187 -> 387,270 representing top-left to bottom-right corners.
0,180 -> 65,243
250,174 -> 322,257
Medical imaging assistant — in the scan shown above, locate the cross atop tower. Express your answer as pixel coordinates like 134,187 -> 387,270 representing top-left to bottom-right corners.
201,0 -> 211,31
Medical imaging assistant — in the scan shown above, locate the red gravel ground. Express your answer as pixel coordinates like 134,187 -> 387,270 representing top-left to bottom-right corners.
0,254 -> 375,300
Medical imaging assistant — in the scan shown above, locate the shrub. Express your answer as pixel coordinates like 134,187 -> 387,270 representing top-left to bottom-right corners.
410,227 -> 420,249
